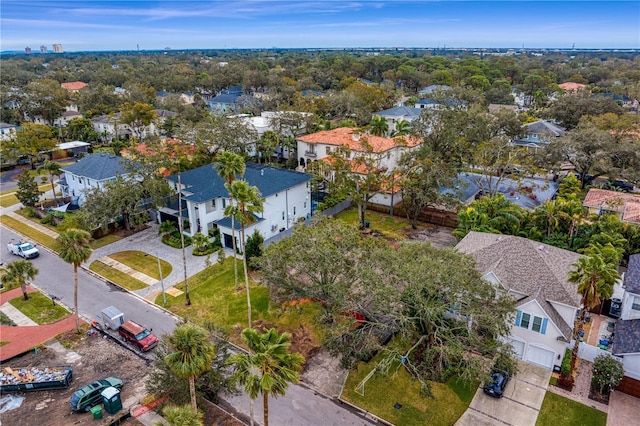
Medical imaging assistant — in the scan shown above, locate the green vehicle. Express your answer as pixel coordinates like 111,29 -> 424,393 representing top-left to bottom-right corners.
69,377 -> 123,412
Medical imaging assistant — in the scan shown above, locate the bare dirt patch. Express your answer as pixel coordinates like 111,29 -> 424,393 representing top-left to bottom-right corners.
1,333 -> 151,426
407,225 -> 458,248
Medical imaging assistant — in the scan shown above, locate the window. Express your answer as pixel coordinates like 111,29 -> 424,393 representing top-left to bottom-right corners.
326,146 -> 332,154
222,199 -> 226,208
293,206 -> 296,215
304,201 -> 307,209
632,296 -> 640,311
515,310 -> 547,334
282,212 -> 285,220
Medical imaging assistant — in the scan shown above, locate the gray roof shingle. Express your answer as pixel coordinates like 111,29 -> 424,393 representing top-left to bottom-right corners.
625,254 -> 640,295
167,162 -> 311,204
456,232 -> 583,336
612,318 -> 640,355
61,153 -> 132,181
374,106 -> 422,119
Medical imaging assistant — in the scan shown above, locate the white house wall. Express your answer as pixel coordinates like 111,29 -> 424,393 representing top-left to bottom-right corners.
621,291 -> 640,320
549,301 -> 578,331
369,191 -> 403,207
621,354 -> 640,380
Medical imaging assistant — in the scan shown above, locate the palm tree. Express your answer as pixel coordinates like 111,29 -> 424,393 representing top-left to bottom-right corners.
568,254 -> 619,375
191,232 -> 209,255
391,119 -> 411,137
37,160 -> 62,203
215,152 -> 246,291
159,220 -> 177,238
228,328 -> 305,426
1,260 -> 38,301
165,323 -> 215,413
57,228 -> 92,333
224,181 -> 264,328
162,404 -> 203,426
369,115 -> 388,137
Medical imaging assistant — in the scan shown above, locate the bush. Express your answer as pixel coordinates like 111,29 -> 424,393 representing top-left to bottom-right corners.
592,354 -> 623,395
40,213 -> 55,225
245,229 -> 264,268
162,232 -> 192,248
560,348 -> 572,376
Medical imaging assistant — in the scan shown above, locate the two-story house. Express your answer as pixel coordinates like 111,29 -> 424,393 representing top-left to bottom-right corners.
91,109 -> 177,142
612,254 -> 640,384
456,232 -> 582,370
372,106 -> 422,135
511,120 -> 565,150
583,189 -> 640,225
58,153 -> 132,206
160,163 -> 312,248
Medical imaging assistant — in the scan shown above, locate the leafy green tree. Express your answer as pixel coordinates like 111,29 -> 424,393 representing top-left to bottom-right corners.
591,355 -> 624,396
37,160 -> 62,203
165,323 -> 216,413
162,405 -> 203,426
16,169 -> 42,207
22,78 -> 70,125
11,123 -> 58,169
57,229 -> 92,333
568,255 -> 619,376
225,180 -> 264,328
256,130 -> 279,164
65,117 -> 99,141
453,194 -> 525,239
215,152 -> 246,291
228,328 -> 304,426
119,102 -> 157,140
547,92 -> 623,129
191,232 -> 209,255
245,229 -> 264,268
1,260 -> 38,301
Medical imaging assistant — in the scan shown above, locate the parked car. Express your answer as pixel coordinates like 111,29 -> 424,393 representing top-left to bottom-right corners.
7,241 -> 39,259
611,180 -> 634,192
483,369 -> 511,398
118,320 -> 158,352
69,377 -> 122,412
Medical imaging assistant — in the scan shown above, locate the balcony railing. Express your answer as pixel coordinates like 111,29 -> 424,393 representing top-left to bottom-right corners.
305,150 -> 317,158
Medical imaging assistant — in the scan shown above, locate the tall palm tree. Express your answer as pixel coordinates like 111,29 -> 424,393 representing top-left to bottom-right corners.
228,328 -> 305,426
165,323 -> 215,413
568,254 -> 619,375
37,160 -> 62,203
391,119 -> 411,137
369,115 -> 388,137
1,260 -> 38,301
215,152 -> 246,291
57,228 -> 92,333
224,181 -> 264,328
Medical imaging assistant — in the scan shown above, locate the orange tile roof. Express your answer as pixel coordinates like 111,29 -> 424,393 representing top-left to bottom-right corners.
583,188 -> 640,223
298,127 -> 421,153
558,82 -> 586,92
61,81 -> 88,91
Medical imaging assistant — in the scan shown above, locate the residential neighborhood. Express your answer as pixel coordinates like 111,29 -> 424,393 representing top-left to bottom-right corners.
1,21 -> 640,426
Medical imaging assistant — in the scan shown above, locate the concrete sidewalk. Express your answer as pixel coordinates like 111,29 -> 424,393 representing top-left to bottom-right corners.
97,256 -> 158,286
4,210 -> 60,238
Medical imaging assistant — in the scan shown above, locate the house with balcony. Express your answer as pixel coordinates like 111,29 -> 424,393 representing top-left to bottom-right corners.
159,163 -> 312,248
456,231 -> 583,370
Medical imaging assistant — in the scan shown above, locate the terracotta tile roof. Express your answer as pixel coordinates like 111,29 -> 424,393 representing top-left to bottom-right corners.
297,127 -> 421,153
61,81 -> 88,91
558,82 -> 586,91
583,189 -> 640,223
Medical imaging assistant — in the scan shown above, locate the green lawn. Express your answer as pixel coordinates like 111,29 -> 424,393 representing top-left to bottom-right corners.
89,233 -> 123,249
536,392 -> 607,426
157,257 -> 324,345
335,208 -> 414,240
9,291 -> 70,324
89,260 -> 149,291
0,184 -> 50,208
341,355 -> 477,426
0,214 -> 62,251
108,251 -> 172,280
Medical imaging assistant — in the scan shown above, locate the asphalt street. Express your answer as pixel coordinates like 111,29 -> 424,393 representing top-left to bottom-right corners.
0,224 -> 377,426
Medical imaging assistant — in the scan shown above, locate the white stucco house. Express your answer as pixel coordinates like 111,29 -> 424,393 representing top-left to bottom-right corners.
58,153 -> 132,207
159,163 -> 312,248
91,109 -> 177,142
0,122 -> 18,141
456,231 -> 583,370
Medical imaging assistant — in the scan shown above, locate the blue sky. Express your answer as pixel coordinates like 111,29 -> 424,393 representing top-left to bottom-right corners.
1,1 -> 639,52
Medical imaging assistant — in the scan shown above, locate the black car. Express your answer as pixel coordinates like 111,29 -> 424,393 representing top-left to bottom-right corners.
483,369 -> 511,398
611,180 -> 634,192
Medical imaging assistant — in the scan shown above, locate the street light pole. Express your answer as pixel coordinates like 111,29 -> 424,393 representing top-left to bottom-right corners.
157,252 -> 166,306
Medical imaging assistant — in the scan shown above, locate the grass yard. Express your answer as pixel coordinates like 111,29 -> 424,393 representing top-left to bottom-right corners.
158,257 -> 324,347
342,355 -> 477,426
9,291 -> 70,324
89,233 -> 123,249
0,184 -> 51,208
536,392 -> 607,426
335,208 -> 414,240
89,260 -> 149,291
108,251 -> 172,280
0,214 -> 61,251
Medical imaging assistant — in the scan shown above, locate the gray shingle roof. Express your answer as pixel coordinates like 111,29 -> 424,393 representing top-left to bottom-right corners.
456,232 -> 583,335
374,106 -> 422,119
61,153 -> 132,181
612,318 -> 640,355
625,254 -> 640,295
524,120 -> 565,137
167,162 -> 311,204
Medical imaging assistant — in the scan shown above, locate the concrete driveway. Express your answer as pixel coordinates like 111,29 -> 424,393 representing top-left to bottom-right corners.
456,361 -> 551,426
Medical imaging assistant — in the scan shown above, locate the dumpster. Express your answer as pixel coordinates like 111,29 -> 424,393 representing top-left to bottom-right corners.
90,405 -> 102,420
101,386 -> 122,415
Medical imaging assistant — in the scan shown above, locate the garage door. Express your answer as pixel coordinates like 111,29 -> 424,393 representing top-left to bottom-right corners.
508,338 -> 525,359
526,345 -> 555,369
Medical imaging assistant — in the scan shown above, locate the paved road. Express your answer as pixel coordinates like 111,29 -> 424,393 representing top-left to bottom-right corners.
0,224 -> 376,426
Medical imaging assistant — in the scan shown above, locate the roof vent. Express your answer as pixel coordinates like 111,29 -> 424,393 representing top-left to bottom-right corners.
352,132 -> 360,141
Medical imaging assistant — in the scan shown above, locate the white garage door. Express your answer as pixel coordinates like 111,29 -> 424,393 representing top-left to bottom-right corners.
526,345 -> 555,369
508,339 -> 525,359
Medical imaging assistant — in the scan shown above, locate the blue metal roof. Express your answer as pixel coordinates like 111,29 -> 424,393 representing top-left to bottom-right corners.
167,162 -> 311,204
61,153 -> 133,181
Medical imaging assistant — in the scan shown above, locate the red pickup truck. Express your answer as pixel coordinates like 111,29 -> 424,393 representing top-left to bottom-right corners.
118,321 -> 158,352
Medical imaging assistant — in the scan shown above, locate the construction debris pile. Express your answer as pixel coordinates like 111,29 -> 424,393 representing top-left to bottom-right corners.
0,367 -> 71,385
